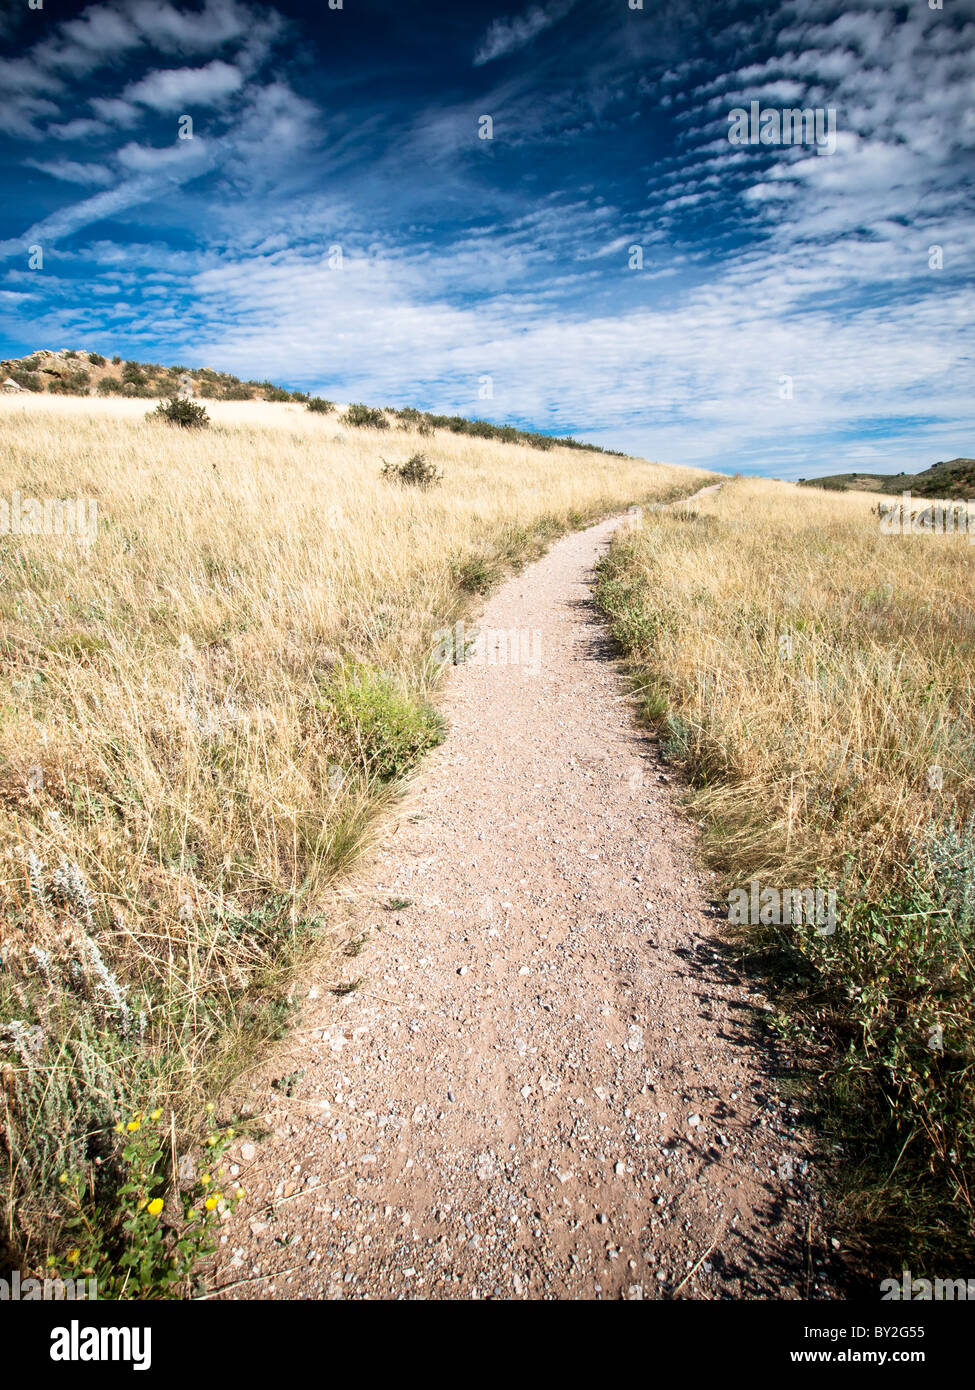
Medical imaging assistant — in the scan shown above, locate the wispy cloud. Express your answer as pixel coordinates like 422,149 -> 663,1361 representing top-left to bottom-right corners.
473,1 -> 577,67
24,158 -> 115,186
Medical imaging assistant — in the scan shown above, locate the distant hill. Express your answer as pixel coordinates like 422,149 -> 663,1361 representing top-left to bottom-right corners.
799,458 -> 975,499
0,348 -> 626,456
0,348 -> 305,403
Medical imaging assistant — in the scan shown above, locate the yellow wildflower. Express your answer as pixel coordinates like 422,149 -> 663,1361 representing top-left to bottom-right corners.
147,1198 -> 164,1216
66,1250 -> 79,1265
204,1196 -> 218,1211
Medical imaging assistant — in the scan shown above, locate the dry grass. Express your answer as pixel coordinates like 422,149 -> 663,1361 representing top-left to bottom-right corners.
596,476 -> 975,1271
0,394 -> 707,1269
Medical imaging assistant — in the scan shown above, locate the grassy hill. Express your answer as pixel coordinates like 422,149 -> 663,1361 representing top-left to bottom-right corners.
799,457 -> 975,498
0,348 -> 625,456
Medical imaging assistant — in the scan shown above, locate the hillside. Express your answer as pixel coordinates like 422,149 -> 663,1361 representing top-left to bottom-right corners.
1,348 -> 317,403
0,348 -> 624,456
799,457 -> 975,498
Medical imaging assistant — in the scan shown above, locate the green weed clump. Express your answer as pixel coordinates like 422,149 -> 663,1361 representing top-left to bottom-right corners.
321,662 -> 445,781
51,1107 -> 243,1299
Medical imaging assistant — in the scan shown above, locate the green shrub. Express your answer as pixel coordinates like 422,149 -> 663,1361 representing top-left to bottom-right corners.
260,382 -> 291,403
222,384 -> 252,401
46,370 -> 90,396
8,369 -> 43,392
149,398 -> 210,429
380,452 -> 442,488
307,397 -> 335,414
322,662 -> 443,781
122,361 -> 148,387
344,403 -> 388,429
87,353 -> 106,367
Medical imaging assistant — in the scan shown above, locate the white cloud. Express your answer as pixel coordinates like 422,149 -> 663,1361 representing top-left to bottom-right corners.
47,118 -> 109,140
90,96 -> 143,127
115,139 -> 213,174
25,159 -> 115,187
124,59 -> 243,112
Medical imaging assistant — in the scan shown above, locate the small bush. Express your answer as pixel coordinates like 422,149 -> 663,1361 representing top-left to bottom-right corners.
8,369 -> 43,392
112,355 -> 121,365
344,403 -> 388,429
380,452 -> 442,488
46,370 -> 91,396
322,662 -> 444,781
149,398 -> 210,429
122,361 -> 148,387
260,382 -> 292,403
306,397 -> 335,414
222,383 -> 252,401
87,352 -> 106,367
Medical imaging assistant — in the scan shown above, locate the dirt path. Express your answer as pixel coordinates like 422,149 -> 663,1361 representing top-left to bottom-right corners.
212,507 -> 838,1301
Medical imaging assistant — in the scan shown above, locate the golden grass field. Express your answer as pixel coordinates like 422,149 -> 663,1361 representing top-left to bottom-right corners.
0,394 -> 709,1277
596,477 -> 975,1269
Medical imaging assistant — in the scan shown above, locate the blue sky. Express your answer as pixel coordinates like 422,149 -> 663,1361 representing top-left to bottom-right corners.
1,0 -> 973,477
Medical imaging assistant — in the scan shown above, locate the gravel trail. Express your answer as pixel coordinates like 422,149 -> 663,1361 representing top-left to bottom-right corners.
212,509 -> 837,1301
